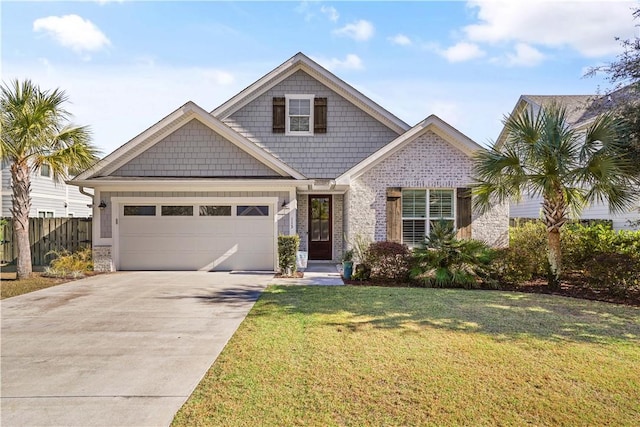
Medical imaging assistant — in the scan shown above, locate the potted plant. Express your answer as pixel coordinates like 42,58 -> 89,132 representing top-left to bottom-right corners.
342,249 -> 354,280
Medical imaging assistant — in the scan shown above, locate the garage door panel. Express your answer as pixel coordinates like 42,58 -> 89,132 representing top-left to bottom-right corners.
118,204 -> 275,271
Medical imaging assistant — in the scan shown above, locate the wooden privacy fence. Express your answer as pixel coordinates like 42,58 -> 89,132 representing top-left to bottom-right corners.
1,217 -> 92,266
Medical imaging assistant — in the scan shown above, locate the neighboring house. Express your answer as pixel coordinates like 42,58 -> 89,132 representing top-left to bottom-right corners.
70,53 -> 508,272
1,162 -> 93,218
498,91 -> 640,230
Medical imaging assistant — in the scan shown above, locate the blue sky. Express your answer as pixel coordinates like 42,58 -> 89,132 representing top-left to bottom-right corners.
3,0 -> 639,155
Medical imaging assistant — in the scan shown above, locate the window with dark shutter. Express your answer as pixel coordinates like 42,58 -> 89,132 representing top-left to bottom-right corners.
272,97 -> 285,133
314,97 -> 327,134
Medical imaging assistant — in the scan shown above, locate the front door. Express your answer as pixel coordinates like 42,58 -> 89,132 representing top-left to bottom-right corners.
308,195 -> 332,260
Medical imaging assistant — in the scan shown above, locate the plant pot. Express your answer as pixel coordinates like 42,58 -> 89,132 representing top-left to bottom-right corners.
342,261 -> 354,280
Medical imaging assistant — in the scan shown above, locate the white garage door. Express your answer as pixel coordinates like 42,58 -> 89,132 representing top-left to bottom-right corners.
118,203 -> 275,271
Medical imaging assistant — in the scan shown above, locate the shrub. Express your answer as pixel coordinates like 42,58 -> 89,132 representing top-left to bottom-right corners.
44,248 -> 93,278
584,253 -> 640,296
563,223 -> 640,271
410,221 -> 496,289
278,234 -> 300,276
509,221 -> 549,277
364,241 -> 411,281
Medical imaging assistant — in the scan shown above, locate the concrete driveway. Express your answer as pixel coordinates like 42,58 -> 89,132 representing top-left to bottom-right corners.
1,271 -> 272,427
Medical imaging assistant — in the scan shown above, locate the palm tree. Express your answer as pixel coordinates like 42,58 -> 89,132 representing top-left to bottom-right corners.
1,79 -> 100,279
473,102 -> 638,289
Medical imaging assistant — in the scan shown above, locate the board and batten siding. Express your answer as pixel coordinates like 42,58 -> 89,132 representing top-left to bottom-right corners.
223,70 -> 401,179
111,119 -> 281,178
346,130 -> 509,248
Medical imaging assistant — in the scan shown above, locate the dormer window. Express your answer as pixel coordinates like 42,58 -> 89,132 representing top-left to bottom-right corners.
272,96 -> 327,135
286,95 -> 313,135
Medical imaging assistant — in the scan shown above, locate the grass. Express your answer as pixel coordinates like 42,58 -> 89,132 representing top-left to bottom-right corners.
0,271 -> 68,299
173,286 -> 640,427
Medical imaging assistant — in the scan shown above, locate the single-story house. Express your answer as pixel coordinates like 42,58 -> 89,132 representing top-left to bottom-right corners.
498,91 -> 639,230
70,53 -> 508,272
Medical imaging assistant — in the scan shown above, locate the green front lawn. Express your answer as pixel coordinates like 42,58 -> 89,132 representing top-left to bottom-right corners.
173,286 -> 640,426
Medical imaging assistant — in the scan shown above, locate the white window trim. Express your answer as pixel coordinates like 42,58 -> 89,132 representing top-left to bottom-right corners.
285,94 -> 314,136
401,188 -> 456,247
38,210 -> 55,218
39,164 -> 52,179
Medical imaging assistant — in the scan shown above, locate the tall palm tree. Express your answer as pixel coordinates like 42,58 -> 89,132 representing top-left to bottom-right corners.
473,102 -> 638,289
1,79 -> 100,279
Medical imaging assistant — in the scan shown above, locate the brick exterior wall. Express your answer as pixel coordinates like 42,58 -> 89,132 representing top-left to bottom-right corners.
347,130 -> 508,248
224,70 -> 401,178
112,119 -> 280,178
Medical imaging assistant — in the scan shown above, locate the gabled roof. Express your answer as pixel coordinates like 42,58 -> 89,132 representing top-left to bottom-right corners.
73,101 -> 306,181
495,86 -> 637,149
211,52 -> 410,135
335,115 -> 481,184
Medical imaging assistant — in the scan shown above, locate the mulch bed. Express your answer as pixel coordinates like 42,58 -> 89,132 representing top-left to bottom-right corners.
345,274 -> 640,307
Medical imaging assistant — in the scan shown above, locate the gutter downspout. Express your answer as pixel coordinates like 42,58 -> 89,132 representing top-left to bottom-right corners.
79,186 -> 94,205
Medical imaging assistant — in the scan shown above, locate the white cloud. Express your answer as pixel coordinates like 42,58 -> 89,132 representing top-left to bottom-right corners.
389,34 -> 412,46
440,42 -> 486,62
320,5 -> 339,23
33,15 -> 111,54
333,20 -> 374,41
313,54 -> 364,71
3,60 -> 242,154
504,43 -> 545,67
464,0 -> 637,57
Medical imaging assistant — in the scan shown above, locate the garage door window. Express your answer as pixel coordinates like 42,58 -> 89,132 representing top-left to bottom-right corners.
199,206 -> 231,216
161,206 -> 193,216
237,205 -> 269,216
124,206 -> 156,216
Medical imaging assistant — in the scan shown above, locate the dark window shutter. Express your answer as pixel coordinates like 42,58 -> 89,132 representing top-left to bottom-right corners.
272,97 -> 285,134
386,187 -> 402,243
456,188 -> 472,240
314,97 -> 327,134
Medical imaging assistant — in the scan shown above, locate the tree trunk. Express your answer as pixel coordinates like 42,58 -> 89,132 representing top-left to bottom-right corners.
542,193 -> 567,291
547,229 -> 562,290
11,161 -> 33,279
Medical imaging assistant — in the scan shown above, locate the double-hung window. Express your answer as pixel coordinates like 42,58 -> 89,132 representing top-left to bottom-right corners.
402,189 -> 455,247
285,95 -> 314,135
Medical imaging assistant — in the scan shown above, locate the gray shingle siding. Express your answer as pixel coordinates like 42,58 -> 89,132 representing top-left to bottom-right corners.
223,70 -> 401,178
112,119 -> 280,177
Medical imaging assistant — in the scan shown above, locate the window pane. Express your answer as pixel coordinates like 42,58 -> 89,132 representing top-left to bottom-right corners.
199,206 -> 231,216
161,206 -> 193,216
124,206 -> 156,216
40,164 -> 51,177
403,219 -> 426,247
290,116 -> 309,132
429,219 -> 454,233
429,190 -> 454,218
402,190 -> 426,218
237,205 -> 269,216
289,98 -> 310,115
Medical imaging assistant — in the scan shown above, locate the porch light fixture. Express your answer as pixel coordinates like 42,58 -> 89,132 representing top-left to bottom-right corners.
98,200 -> 107,209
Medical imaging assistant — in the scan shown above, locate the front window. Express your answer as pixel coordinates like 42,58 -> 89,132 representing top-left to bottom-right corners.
286,95 -> 314,135
40,164 -> 51,178
402,189 -> 455,247
38,211 -> 54,218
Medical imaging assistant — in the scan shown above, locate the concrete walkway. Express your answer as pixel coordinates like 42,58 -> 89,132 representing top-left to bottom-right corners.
270,262 -> 345,286
1,271 -> 272,427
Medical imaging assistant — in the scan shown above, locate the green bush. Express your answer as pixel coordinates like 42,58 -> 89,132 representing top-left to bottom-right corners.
44,248 -> 93,278
365,241 -> 411,281
410,221 -> 496,289
278,234 -> 300,276
563,223 -> 640,270
584,253 -> 640,296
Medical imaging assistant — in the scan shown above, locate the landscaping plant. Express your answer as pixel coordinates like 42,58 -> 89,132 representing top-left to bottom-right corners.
410,221 -> 495,289
277,234 -> 299,276
364,241 -> 411,282
43,247 -> 93,278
